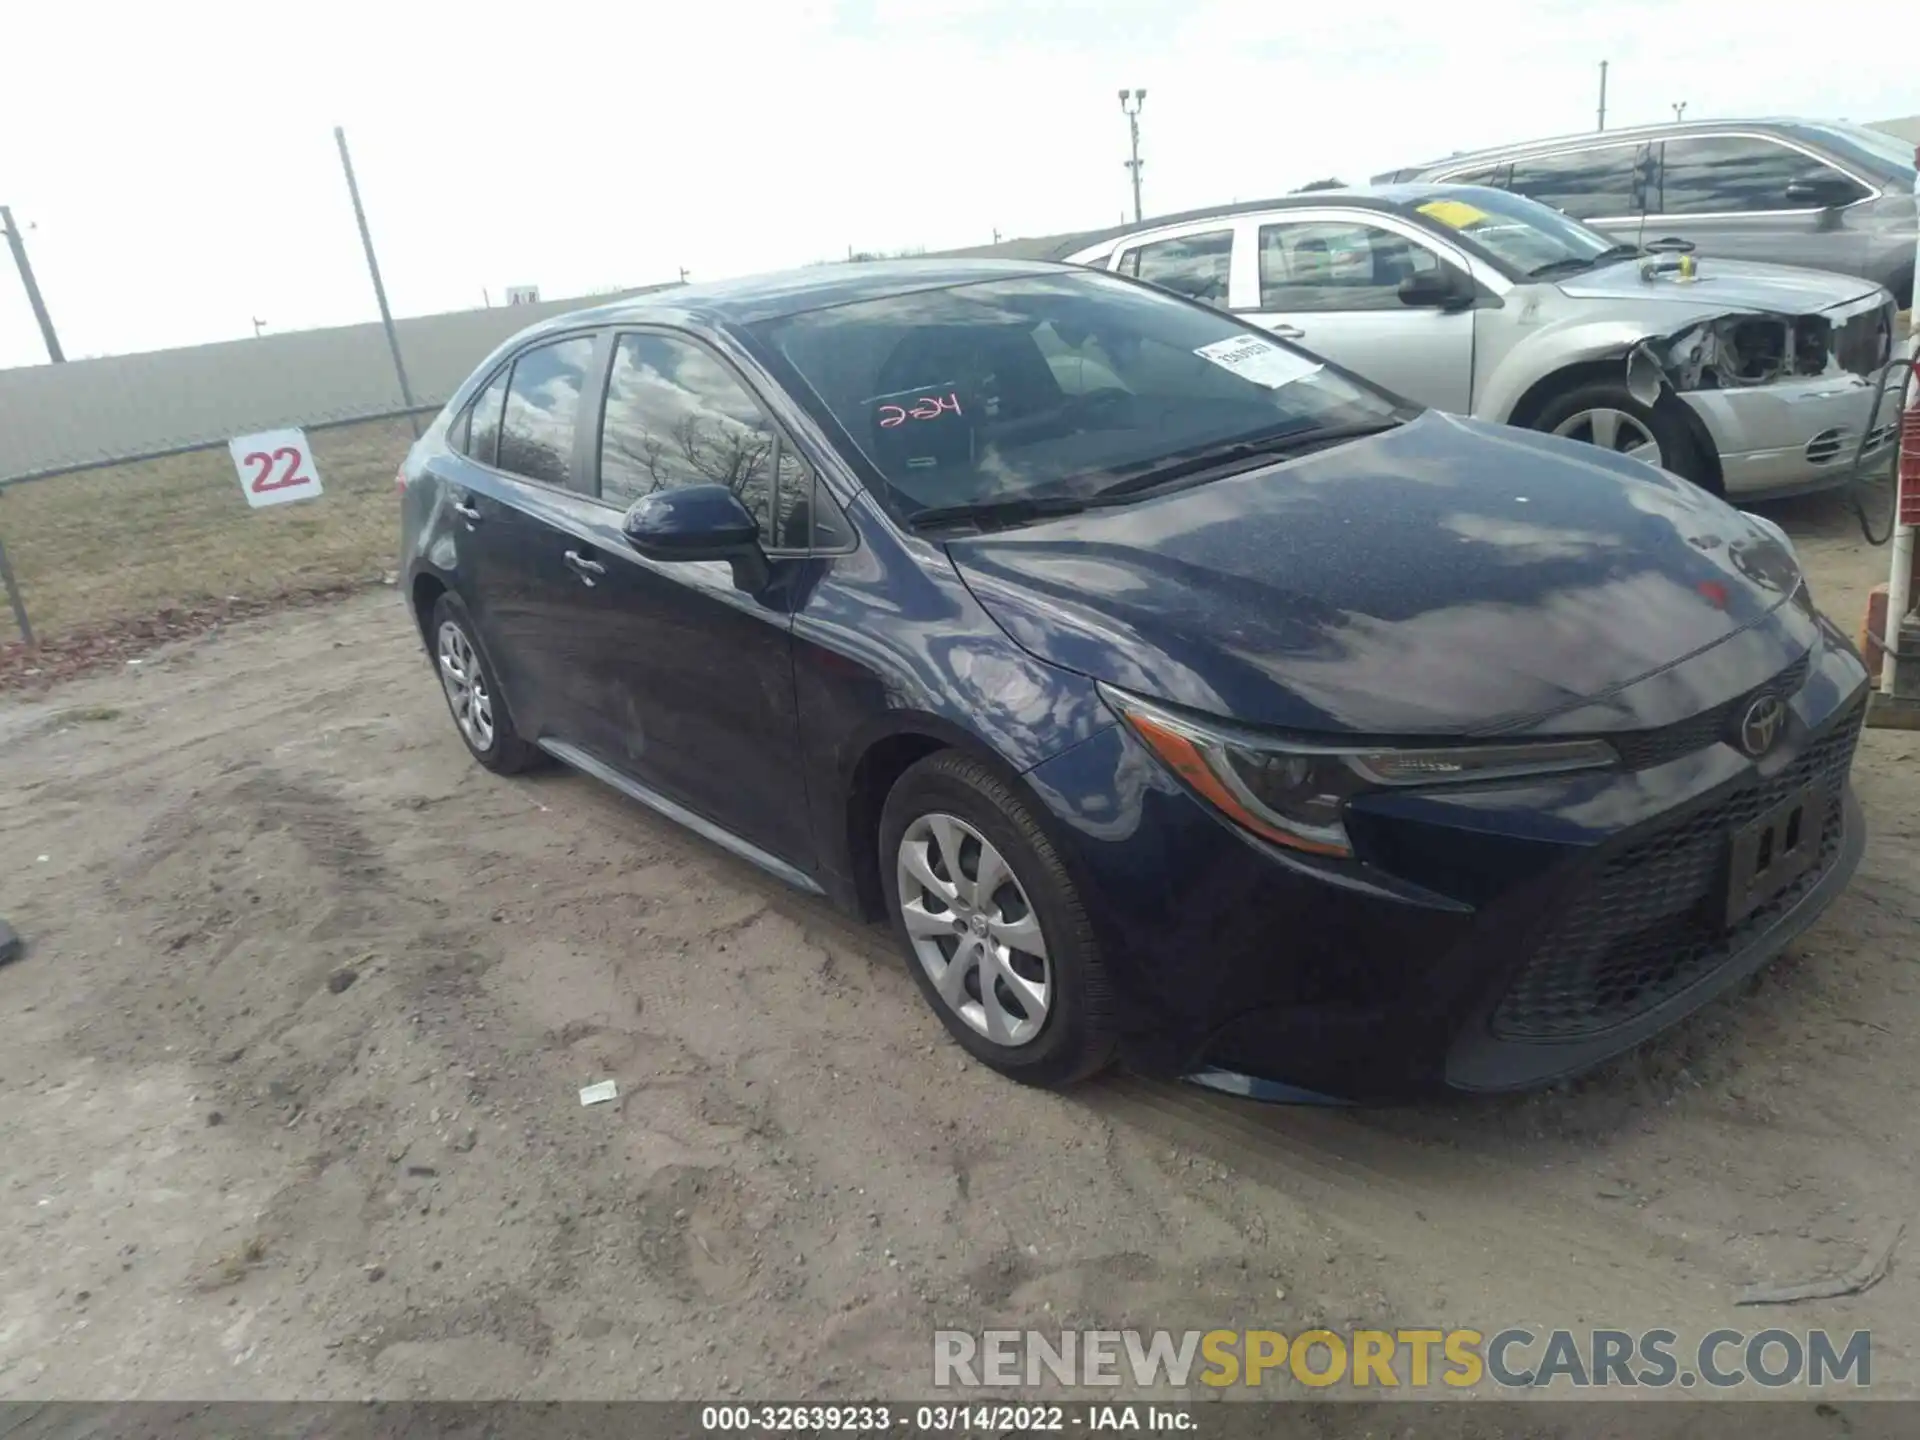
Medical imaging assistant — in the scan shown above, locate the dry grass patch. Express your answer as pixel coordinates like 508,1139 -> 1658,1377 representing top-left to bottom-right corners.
0,414 -> 419,644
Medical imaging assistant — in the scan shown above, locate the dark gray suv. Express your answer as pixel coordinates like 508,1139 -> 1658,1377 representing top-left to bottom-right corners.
1376,119 -> 1916,307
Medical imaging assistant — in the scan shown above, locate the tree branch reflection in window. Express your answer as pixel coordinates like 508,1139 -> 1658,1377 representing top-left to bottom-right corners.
599,334 -> 776,537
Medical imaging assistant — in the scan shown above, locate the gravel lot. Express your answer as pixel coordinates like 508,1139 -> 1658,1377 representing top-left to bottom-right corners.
2,487 -> 1918,1410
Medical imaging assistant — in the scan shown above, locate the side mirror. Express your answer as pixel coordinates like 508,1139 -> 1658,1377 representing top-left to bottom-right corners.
623,484 -> 761,561
1398,269 -> 1467,310
624,484 -> 769,591
1784,171 -> 1865,210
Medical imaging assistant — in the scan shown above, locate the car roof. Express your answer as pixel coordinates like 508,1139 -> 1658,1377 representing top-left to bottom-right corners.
933,189 -> 1452,265
1376,116 -> 1863,180
522,258 -> 1070,332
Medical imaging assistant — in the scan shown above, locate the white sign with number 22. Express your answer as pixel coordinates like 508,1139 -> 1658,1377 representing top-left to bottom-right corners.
230,427 -> 324,508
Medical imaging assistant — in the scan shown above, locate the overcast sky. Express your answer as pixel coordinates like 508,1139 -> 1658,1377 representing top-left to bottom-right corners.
0,0 -> 1911,369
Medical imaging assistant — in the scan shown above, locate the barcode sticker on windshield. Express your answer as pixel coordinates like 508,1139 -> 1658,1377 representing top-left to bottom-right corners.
1193,336 -> 1323,389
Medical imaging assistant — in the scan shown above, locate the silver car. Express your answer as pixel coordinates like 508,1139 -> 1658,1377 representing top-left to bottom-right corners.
1061,184 -> 1900,500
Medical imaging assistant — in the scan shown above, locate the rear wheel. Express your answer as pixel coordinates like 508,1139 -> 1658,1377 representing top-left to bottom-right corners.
430,593 -> 540,774
880,751 -> 1117,1088
1532,380 -> 1708,488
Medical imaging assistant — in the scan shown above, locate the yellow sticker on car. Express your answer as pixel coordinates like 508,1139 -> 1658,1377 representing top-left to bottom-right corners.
1417,199 -> 1489,230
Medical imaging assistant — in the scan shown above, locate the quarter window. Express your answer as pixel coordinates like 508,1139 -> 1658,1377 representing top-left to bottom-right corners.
597,333 -> 778,541
497,337 -> 594,487
1505,144 -> 1647,219
1657,136 -> 1846,214
1256,220 -> 1440,312
461,368 -> 510,467
1118,230 -> 1234,307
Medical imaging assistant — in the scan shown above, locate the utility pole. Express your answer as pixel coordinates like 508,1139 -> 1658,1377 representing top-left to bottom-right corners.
1118,89 -> 1146,224
333,126 -> 418,435
252,318 -> 267,338
1671,101 -> 1688,121
2,206 -> 65,363
1596,60 -> 1609,132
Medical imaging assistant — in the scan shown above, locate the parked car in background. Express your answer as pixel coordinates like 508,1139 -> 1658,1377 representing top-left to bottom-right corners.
1374,119 -> 1916,307
1062,185 -> 1899,500
401,259 -> 1867,1101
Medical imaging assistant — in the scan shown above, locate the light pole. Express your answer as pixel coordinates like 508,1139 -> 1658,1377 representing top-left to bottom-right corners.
334,125 -> 418,436
1118,89 -> 1146,224
1672,101 -> 1688,121
1596,60 -> 1608,131
1,206 -> 64,363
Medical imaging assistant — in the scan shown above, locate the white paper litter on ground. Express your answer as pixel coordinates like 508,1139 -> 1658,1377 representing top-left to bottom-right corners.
579,1080 -> 619,1106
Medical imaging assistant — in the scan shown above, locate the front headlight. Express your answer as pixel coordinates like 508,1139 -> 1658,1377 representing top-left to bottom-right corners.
1100,685 -> 1617,859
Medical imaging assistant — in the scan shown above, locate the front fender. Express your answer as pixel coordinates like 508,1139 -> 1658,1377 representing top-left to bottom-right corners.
1474,316 -> 1675,423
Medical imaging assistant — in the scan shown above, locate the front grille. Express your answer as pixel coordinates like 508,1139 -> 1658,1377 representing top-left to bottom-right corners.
1607,654 -> 1810,771
1491,701 -> 1863,1040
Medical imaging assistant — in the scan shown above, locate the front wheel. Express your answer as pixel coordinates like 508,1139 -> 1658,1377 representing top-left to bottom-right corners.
1532,380 -> 1709,488
880,751 -> 1117,1088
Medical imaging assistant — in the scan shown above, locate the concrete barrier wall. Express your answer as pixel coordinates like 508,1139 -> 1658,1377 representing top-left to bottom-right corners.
0,286 -> 677,485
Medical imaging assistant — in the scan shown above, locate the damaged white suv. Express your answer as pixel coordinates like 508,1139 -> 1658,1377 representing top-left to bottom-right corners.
1061,184 -> 1899,499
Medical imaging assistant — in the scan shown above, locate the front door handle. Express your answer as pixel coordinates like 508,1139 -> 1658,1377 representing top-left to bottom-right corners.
1268,323 -> 1306,340
564,549 -> 606,585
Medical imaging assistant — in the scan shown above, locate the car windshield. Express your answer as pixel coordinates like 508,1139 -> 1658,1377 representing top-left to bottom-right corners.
1404,185 -> 1621,276
1791,121 -> 1917,186
751,271 -> 1402,522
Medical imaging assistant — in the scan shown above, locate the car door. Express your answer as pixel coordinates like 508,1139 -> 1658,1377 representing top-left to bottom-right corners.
1627,133 -> 1871,278
431,332 -> 604,744
564,327 -> 814,865
1236,211 -> 1476,413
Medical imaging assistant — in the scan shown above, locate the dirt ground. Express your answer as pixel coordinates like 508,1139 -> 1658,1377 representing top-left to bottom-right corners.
2,487 -> 1919,1411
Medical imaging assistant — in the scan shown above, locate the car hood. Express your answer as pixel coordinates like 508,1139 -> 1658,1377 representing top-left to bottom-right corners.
1553,256 -> 1884,313
947,413 -> 1812,737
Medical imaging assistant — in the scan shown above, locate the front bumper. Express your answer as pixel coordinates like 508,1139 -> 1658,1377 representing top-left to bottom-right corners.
1027,622 -> 1870,1102
1683,365 -> 1901,501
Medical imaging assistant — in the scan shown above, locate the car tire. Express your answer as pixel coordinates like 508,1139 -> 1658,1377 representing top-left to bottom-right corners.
880,750 -> 1117,1088
429,593 -> 540,775
1531,380 -> 1708,487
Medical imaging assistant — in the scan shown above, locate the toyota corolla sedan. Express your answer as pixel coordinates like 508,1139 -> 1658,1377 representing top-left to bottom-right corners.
398,259 -> 1868,1102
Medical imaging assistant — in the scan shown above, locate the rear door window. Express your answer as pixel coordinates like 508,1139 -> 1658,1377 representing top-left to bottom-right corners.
1506,144 -> 1645,219
1442,163 -> 1512,189
1116,229 -> 1234,307
1657,136 -> 1841,214
498,336 -> 596,487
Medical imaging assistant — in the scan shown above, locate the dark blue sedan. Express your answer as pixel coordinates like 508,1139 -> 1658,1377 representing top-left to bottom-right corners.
398,259 -> 1867,1102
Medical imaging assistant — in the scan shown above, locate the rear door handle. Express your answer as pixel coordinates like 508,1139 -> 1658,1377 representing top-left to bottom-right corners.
451,495 -> 482,522
564,549 -> 606,585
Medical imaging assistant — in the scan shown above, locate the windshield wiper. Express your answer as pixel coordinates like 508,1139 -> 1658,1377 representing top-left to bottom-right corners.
907,494 -> 1091,534
1527,244 -> 1642,279
1093,419 -> 1407,500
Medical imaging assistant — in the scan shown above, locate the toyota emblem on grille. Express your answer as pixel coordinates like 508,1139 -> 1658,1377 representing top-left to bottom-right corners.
1738,695 -> 1786,757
